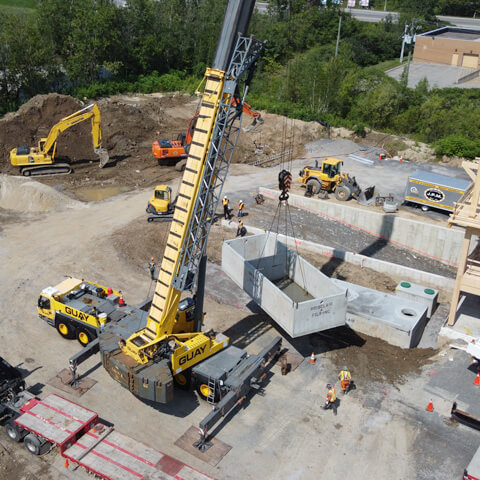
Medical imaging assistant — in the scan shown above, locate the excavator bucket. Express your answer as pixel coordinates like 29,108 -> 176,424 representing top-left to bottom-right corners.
356,185 -> 376,206
242,115 -> 263,132
95,148 -> 110,168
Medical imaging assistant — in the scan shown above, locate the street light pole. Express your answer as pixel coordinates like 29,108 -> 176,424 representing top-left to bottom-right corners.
384,0 -> 387,11
335,13 -> 342,57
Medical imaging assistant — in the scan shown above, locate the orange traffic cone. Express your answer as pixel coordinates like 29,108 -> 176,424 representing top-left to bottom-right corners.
426,399 -> 434,412
64,458 -> 69,468
310,353 -> 315,364
475,373 -> 480,386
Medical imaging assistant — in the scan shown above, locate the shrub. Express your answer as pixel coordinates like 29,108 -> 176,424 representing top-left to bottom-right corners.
434,135 -> 480,159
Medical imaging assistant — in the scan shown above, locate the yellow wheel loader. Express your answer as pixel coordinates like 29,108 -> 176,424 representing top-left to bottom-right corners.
10,103 -> 109,176
298,157 -> 375,204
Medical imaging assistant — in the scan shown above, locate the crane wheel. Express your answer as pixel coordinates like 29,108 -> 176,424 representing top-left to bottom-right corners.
335,186 -> 351,201
306,178 -> 321,194
77,328 -> 93,347
24,434 -> 41,455
174,371 -> 191,390
197,384 -> 213,401
56,320 -> 75,340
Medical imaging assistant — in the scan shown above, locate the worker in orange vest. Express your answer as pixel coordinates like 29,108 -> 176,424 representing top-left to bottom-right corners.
237,200 -> 244,218
148,257 -> 156,280
338,366 -> 352,394
323,384 -> 337,415
222,196 -> 231,220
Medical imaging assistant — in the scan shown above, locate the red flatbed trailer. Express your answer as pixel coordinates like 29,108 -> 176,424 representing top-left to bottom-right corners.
12,393 -> 214,480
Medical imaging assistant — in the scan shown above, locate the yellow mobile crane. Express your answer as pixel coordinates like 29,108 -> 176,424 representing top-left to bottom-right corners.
10,103 -> 109,176
80,0 -> 281,448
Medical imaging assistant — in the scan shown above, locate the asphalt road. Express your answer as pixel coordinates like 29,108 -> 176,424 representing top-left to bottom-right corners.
256,3 -> 480,29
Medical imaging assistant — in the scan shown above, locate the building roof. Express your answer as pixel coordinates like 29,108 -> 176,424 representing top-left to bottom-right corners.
421,26 -> 480,42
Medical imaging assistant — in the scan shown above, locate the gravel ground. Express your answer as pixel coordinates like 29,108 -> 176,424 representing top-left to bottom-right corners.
240,193 -> 456,279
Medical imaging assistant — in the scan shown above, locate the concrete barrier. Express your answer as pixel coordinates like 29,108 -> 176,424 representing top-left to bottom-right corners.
259,187 -> 464,266
221,220 -> 455,291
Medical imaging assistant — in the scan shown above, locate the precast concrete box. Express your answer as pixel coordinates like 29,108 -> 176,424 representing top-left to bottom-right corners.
395,281 -> 438,318
334,280 -> 428,349
222,234 -> 347,337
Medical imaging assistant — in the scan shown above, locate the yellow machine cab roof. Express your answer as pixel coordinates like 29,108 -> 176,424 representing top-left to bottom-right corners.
323,157 -> 343,165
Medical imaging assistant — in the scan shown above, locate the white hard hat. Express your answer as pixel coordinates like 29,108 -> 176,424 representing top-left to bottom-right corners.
224,196 -> 227,199
240,200 -> 243,202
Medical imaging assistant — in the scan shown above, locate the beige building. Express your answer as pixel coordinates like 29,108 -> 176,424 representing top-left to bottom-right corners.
413,27 -> 480,69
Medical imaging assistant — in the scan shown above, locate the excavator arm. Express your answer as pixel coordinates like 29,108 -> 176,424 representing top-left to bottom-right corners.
41,103 -> 109,167
40,104 -> 102,154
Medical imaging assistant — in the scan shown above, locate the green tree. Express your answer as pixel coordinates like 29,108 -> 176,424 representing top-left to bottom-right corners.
0,12 -> 55,113
65,0 -> 122,86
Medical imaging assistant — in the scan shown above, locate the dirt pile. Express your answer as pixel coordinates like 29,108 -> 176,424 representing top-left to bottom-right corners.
237,113 -> 325,165
0,174 -> 82,212
323,328 -> 437,385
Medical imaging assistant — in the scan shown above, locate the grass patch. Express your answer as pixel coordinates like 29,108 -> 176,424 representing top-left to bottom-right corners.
374,59 -> 403,72
0,0 -> 36,15
0,0 -> 37,7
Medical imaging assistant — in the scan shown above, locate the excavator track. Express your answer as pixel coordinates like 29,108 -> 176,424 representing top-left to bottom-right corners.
21,163 -> 72,177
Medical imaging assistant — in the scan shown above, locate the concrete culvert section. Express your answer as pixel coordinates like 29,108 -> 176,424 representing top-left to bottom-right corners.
222,233 -> 347,337
0,175 -> 81,212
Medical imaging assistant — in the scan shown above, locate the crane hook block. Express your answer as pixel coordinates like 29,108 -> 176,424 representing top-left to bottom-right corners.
278,169 -> 292,201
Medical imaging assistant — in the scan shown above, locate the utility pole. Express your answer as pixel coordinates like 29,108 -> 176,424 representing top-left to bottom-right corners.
400,23 -> 408,63
335,12 -> 342,57
384,0 -> 387,11
402,20 -> 417,87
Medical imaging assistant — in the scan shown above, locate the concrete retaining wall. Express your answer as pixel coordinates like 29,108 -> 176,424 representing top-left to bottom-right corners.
259,187 -> 464,266
222,234 -> 347,337
221,220 -> 455,291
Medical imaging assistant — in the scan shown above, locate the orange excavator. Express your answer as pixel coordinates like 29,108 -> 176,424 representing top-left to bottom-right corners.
152,100 -> 263,171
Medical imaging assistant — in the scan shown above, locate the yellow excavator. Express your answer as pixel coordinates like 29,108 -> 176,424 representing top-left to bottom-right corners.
10,103 -> 109,176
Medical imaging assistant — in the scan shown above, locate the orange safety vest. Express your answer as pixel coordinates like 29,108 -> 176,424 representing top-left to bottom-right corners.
339,370 -> 351,381
327,387 -> 336,403
238,201 -> 244,210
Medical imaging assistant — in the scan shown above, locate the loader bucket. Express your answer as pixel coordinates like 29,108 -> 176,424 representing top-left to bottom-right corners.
95,148 -> 110,168
357,185 -> 375,206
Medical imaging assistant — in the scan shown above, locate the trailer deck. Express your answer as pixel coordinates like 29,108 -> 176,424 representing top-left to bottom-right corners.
15,393 -> 98,450
12,393 -> 214,480
64,425 -> 213,480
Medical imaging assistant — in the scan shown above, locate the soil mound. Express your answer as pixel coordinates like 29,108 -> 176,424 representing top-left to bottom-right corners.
0,175 -> 81,212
